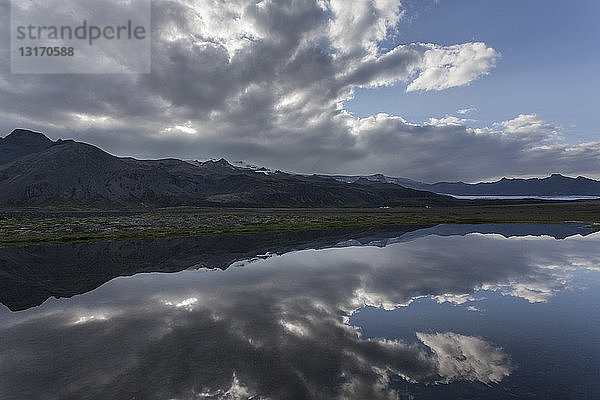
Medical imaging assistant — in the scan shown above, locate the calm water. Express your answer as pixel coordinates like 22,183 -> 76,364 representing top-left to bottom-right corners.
0,224 -> 599,399
446,194 -> 600,200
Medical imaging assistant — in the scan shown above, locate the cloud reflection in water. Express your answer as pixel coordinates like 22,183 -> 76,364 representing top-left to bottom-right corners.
0,230 -> 599,399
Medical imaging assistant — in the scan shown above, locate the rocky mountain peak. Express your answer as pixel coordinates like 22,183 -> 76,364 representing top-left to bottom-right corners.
4,129 -> 53,145
0,129 -> 54,166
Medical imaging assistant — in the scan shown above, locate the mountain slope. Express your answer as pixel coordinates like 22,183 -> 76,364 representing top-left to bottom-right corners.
0,129 -> 450,207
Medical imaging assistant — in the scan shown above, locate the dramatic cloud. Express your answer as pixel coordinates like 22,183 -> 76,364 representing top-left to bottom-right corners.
0,0 -> 598,181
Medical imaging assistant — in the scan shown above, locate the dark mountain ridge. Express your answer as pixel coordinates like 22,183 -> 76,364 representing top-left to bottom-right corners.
0,128 -> 53,165
426,174 -> 600,196
326,173 -> 600,196
0,129 -> 449,208
4,129 -> 597,206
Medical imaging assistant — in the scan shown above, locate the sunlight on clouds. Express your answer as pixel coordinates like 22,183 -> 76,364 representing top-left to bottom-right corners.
328,0 -> 405,56
160,0 -> 261,58
72,313 -> 109,325
281,320 -> 310,337
162,122 -> 198,135
274,92 -> 307,111
426,115 -> 472,126
163,297 -> 199,311
71,114 -> 104,123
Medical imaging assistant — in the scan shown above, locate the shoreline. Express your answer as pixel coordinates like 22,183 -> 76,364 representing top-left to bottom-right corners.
2,200 -> 600,247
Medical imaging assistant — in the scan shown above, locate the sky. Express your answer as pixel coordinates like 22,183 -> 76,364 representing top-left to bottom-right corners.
0,0 -> 599,182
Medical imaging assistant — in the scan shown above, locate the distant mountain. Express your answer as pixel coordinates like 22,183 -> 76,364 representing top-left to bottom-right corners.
423,175 -> 600,196
0,129 -> 450,208
326,173 -> 600,196
319,173 -> 426,190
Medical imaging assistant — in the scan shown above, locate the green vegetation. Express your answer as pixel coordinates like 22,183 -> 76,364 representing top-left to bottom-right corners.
1,200 -> 600,246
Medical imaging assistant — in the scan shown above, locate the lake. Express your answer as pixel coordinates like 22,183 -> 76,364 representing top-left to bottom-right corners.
0,224 -> 598,399
445,194 -> 600,200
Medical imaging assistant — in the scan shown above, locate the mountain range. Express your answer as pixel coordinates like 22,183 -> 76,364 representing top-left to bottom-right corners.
0,129 -> 448,208
2,129 -> 599,208
323,173 -> 600,196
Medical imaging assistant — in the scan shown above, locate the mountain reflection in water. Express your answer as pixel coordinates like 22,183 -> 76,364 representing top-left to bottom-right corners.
0,224 -> 599,399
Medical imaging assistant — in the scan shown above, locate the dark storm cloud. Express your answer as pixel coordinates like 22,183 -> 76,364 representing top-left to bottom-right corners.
0,0 -> 598,180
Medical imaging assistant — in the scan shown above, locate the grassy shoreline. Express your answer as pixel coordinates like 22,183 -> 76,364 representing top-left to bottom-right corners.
1,201 -> 600,246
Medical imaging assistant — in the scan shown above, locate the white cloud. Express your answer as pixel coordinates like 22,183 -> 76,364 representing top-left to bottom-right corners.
457,107 -> 476,115
496,113 -> 558,136
426,115 -> 472,126
327,0 -> 405,56
416,332 -> 513,384
433,293 -> 477,305
407,42 -> 500,92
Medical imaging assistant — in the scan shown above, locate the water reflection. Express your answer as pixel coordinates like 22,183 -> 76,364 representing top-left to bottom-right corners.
0,223 -> 592,311
0,225 -> 430,311
0,224 -> 599,399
